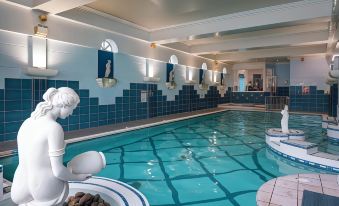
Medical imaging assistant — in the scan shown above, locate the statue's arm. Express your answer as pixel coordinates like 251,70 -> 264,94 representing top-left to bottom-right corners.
48,125 -> 90,181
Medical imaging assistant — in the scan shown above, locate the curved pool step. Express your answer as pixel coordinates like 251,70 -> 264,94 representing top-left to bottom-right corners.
266,134 -> 339,172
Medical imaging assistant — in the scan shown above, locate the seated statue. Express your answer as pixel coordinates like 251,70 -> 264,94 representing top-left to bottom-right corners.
11,87 -> 92,206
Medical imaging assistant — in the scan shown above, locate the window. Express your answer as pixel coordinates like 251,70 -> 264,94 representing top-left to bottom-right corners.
169,55 -> 178,65
100,39 -> 118,53
239,74 -> 245,92
202,63 -> 207,70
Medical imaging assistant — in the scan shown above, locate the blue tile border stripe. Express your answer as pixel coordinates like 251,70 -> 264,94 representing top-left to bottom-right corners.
267,144 -> 339,173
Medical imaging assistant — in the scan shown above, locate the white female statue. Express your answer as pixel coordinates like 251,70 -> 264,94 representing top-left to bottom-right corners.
11,87 -> 92,206
281,105 -> 289,134
201,70 -> 206,85
169,68 -> 175,83
104,59 -> 111,78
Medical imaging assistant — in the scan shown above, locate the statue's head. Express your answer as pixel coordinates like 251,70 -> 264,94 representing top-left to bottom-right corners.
31,87 -> 80,120
284,105 -> 288,111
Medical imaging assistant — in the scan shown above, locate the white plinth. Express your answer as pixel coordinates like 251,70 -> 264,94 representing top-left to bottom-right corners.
265,128 -> 305,142
198,83 -> 208,90
166,82 -> 176,89
1,177 -> 149,206
70,177 -> 149,206
143,76 -> 160,82
96,78 -> 117,88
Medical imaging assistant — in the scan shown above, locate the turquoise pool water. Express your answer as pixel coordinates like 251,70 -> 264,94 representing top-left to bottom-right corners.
1,111 -> 337,206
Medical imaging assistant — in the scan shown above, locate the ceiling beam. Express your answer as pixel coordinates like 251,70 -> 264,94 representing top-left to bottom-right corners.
204,44 -> 327,62
150,0 -> 332,44
4,0 -> 50,8
183,22 -> 329,46
33,0 -> 96,14
191,30 -> 328,54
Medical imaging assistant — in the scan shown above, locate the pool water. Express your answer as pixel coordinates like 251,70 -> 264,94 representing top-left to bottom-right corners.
1,111 -> 337,206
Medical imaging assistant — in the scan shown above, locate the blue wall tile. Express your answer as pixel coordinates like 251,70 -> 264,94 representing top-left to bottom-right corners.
5,78 -> 21,90
79,90 -> 89,97
56,80 -> 68,88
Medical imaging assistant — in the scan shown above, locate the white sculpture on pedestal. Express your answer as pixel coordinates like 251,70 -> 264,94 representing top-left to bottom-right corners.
104,59 -> 111,78
281,105 -> 289,133
11,87 -> 105,206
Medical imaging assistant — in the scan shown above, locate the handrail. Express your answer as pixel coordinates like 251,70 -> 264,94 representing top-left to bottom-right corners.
265,96 -> 289,111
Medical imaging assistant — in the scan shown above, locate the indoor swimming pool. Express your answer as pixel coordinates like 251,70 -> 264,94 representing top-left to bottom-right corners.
0,111 -> 337,206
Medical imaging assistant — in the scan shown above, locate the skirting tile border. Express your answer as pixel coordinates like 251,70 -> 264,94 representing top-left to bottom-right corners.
65,109 -> 228,144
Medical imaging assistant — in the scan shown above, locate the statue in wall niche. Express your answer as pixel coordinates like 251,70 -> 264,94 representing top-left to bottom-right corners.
281,105 -> 289,133
201,70 -> 206,84
11,87 -> 106,206
104,59 -> 111,78
169,68 -> 175,83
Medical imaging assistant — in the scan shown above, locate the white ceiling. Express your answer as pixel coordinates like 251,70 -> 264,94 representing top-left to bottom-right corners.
86,0 -> 301,30
6,0 -> 336,64
81,0 -> 337,63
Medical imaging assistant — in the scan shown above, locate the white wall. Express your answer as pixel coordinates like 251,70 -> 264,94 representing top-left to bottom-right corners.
275,63 -> 290,87
290,55 -> 329,91
0,0 -> 234,105
0,1 -> 225,70
0,29 -> 219,104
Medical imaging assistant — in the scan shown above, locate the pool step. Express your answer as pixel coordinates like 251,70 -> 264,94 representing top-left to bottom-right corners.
312,152 -> 339,161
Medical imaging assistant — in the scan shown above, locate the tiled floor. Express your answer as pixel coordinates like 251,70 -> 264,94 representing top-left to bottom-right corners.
256,173 -> 339,206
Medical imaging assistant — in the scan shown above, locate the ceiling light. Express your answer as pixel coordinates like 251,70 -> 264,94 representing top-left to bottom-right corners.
34,14 -> 48,37
150,42 -> 156,49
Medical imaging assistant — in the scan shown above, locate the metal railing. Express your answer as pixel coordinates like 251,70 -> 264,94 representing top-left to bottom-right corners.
265,96 -> 289,111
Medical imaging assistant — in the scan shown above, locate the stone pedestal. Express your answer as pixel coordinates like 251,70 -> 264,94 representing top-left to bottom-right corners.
265,128 -> 305,142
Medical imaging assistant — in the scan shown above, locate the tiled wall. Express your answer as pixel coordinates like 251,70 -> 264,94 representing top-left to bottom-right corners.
289,86 -> 329,113
276,87 -> 289,96
1,77 -> 332,142
329,84 -> 338,117
0,78 -> 230,142
229,92 -> 270,104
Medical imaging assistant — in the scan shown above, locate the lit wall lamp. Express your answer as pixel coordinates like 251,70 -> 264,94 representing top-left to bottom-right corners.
144,59 -> 160,82
34,15 -> 48,37
185,66 -> 196,84
217,67 -> 228,97
329,54 -> 339,79
213,71 -> 220,85
22,14 -> 58,77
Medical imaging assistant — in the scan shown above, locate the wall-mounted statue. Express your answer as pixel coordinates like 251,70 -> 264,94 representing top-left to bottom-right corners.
96,50 -> 117,88
281,105 -> 289,133
104,59 -> 112,78
198,69 -> 208,90
166,63 -> 176,89
11,87 -> 105,206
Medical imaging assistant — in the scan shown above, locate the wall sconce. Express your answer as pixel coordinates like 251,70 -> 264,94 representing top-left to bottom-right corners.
144,59 -> 160,82
22,14 -> 57,77
213,71 -> 220,85
150,43 -> 156,49
185,67 -> 196,84
34,15 -> 48,38
34,24 -> 48,38
330,55 -> 339,78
